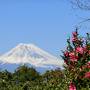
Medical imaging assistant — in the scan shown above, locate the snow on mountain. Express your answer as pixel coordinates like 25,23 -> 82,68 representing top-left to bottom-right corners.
0,43 -> 63,70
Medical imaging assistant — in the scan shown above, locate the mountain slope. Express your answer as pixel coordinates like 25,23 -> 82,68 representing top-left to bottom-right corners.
0,43 -> 63,71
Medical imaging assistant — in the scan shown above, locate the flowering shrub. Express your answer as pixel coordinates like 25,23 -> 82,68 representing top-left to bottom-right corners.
62,29 -> 90,90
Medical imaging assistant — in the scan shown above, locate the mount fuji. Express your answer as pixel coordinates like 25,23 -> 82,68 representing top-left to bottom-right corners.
0,43 -> 63,72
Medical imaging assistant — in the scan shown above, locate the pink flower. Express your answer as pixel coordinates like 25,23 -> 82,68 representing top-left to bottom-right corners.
76,47 -> 84,54
72,31 -> 77,42
69,52 -> 75,58
72,37 -> 77,42
84,72 -> 90,78
69,52 -> 78,62
72,32 -> 77,36
64,51 -> 69,57
86,62 -> 90,68
69,82 -> 76,90
83,46 -> 87,51
88,50 -> 90,55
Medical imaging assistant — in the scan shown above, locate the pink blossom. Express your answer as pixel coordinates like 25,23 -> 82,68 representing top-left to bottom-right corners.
72,32 -> 77,36
64,51 -> 69,57
72,37 -> 77,42
86,62 -> 90,68
84,72 -> 90,78
88,50 -> 90,55
69,52 -> 78,62
69,82 -> 76,90
72,31 -> 77,42
69,52 -> 75,58
76,47 -> 84,54
83,46 -> 87,51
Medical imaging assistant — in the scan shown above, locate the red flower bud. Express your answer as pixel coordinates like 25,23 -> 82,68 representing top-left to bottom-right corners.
69,82 -> 76,90
72,37 -> 77,42
76,46 -> 84,54
64,51 -> 69,57
69,52 -> 78,62
72,32 -> 77,36
84,72 -> 90,78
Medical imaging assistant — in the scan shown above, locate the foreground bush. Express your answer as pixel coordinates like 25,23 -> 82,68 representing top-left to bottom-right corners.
61,29 -> 90,90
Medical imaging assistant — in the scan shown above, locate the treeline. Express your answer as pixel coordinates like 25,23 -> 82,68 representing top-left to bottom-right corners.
0,65 -> 89,90
0,65 -> 65,90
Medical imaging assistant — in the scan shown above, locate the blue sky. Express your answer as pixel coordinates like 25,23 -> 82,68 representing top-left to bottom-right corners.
0,0 -> 90,57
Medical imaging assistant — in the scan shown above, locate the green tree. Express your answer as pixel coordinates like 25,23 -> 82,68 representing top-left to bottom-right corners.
13,65 -> 40,83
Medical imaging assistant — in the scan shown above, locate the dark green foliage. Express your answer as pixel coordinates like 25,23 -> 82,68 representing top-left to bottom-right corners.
0,65 -> 65,90
13,65 -> 40,82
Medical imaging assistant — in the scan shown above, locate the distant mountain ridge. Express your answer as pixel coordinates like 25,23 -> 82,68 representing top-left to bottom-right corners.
0,43 -> 63,72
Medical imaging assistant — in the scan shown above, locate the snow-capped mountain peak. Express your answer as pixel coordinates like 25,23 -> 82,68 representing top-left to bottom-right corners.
0,43 -> 63,68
